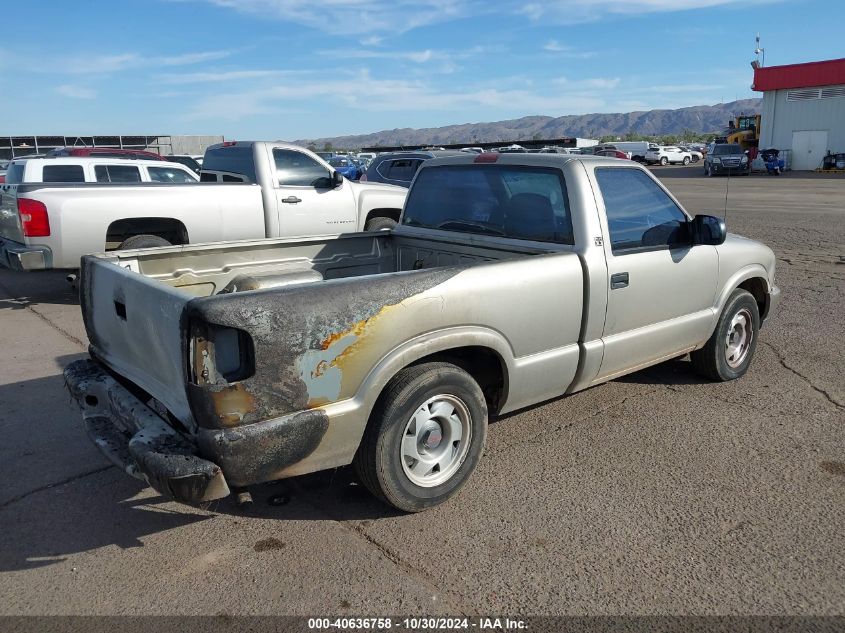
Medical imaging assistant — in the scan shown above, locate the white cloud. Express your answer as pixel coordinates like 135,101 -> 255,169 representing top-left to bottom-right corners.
200,0 -> 777,34
182,69 -> 607,122
56,84 -> 96,99
62,49 -> 233,74
205,0 -> 469,35
155,69 -> 308,84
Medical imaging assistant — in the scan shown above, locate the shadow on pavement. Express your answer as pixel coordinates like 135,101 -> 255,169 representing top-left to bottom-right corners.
0,270 -> 80,309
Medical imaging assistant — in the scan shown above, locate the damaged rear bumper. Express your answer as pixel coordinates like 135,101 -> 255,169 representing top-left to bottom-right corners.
63,359 -> 230,504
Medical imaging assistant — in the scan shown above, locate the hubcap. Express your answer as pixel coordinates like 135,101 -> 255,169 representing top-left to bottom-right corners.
725,307 -> 753,368
401,394 -> 472,488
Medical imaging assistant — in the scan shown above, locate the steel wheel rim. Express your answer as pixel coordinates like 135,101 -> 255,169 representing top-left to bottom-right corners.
725,307 -> 753,368
400,394 -> 472,488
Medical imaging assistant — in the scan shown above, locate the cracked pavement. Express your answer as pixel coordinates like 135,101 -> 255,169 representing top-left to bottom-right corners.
0,167 -> 843,616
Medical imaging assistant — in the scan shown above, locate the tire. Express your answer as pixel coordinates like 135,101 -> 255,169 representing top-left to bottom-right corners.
364,216 -> 397,231
691,289 -> 760,381
354,362 -> 488,512
704,164 -> 709,176
660,157 -> 668,166
682,157 -> 691,165
118,234 -> 171,250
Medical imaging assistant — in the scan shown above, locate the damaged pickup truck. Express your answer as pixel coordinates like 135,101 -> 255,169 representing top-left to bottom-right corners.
64,152 -> 780,512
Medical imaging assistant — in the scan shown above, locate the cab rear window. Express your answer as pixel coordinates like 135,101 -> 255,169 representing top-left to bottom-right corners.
402,165 -> 573,245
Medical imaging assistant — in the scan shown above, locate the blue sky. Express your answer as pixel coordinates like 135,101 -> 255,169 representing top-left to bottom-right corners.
2,0 -> 842,140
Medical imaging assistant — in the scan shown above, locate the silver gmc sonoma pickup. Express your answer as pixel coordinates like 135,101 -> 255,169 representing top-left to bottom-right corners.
64,153 -> 780,512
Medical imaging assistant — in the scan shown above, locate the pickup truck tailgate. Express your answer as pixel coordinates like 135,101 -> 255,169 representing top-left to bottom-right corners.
0,183 -> 25,243
81,255 -> 193,424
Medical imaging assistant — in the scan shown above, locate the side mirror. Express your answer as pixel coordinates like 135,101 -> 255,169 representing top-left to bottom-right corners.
692,214 -> 726,245
332,170 -> 344,188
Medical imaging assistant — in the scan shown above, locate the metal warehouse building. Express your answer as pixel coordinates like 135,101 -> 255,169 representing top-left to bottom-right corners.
753,57 -> 845,170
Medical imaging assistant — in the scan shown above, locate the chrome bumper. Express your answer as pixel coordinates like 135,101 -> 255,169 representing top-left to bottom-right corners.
0,237 -> 51,271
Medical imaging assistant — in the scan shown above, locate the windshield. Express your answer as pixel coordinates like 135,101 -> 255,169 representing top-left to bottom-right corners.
402,164 -> 574,245
712,144 -> 743,156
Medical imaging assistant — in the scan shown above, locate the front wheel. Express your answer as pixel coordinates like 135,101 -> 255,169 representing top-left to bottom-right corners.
354,362 -> 488,512
691,289 -> 760,381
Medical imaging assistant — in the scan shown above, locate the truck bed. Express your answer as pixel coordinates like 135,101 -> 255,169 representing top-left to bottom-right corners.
80,229 -> 584,436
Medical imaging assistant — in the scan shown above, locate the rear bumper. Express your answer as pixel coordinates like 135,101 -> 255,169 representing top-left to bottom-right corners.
64,358 -> 334,502
63,359 -> 230,504
0,237 -> 51,271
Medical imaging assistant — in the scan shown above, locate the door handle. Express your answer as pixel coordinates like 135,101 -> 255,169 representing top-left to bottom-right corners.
281,196 -> 302,204
610,272 -> 629,289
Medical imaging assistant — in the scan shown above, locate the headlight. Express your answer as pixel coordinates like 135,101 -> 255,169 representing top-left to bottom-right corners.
713,157 -> 722,164
741,155 -> 748,163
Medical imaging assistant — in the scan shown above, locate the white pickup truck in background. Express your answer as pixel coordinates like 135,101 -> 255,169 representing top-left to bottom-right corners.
0,142 -> 407,271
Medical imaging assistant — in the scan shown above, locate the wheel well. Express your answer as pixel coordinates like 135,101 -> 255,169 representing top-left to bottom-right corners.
365,208 -> 401,223
106,218 -> 188,247
409,346 -> 507,414
738,277 -> 767,316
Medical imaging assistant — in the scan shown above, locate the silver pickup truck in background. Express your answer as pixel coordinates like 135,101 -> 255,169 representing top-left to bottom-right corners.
64,152 -> 779,512
0,142 -> 406,270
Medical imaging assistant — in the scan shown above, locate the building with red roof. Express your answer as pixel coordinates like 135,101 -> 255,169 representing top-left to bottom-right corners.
753,57 -> 845,169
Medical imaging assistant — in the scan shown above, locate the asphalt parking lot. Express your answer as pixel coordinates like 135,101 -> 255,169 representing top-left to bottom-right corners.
1,166 -> 843,617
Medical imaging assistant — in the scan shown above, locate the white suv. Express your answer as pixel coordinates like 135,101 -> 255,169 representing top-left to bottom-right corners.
5,157 -> 199,184
644,146 -> 693,166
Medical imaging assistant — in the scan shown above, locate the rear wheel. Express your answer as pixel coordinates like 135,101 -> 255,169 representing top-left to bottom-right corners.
660,157 -> 668,166
117,234 -> 171,250
354,362 -> 488,512
364,216 -> 397,231
691,289 -> 760,381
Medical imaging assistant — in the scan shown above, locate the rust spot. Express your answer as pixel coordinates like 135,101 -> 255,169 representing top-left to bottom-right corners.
312,359 -> 329,378
208,383 -> 257,426
319,317 -> 372,351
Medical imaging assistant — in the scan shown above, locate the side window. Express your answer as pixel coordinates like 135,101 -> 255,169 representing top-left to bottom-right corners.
94,164 -> 141,183
381,159 -> 422,182
595,168 -> 690,252
147,166 -> 196,183
42,165 -> 85,182
273,149 -> 331,187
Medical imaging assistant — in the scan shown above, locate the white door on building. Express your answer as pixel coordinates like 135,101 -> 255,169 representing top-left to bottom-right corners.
791,130 -> 828,170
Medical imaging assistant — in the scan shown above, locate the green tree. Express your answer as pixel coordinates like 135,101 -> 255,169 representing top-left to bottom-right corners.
323,142 -> 333,152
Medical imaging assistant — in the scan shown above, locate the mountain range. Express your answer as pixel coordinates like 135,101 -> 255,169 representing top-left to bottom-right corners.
295,98 -> 762,149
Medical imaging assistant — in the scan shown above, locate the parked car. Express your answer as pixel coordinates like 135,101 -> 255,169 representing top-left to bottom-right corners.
327,155 -> 361,181
166,154 -> 203,173
0,142 -> 407,271
2,157 -> 198,185
64,151 -> 779,512
361,150 -> 464,188
596,149 -> 632,160
46,147 -> 166,161
703,143 -> 751,176
603,141 -> 656,162
645,146 -> 693,166
677,145 -> 703,162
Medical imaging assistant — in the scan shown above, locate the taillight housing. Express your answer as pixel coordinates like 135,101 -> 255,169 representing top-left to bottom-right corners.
18,198 -> 50,237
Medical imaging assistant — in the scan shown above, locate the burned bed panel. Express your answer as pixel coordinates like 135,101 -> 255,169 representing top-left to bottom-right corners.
184,267 -> 462,429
